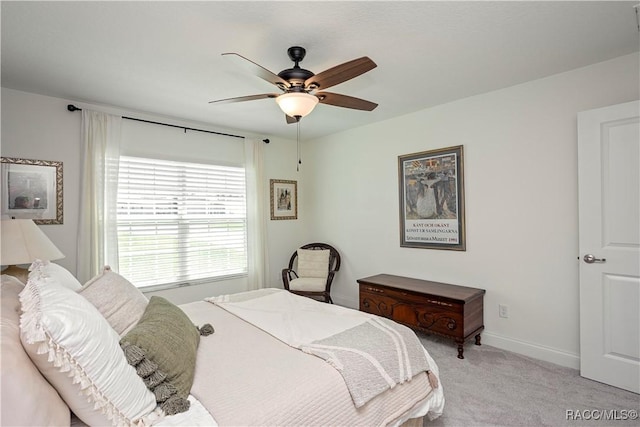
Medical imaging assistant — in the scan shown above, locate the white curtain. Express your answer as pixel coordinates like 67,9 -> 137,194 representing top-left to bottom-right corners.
244,138 -> 269,290
76,110 -> 122,283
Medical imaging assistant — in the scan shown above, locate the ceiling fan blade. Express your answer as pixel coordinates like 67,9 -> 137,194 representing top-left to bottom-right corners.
222,52 -> 290,89
305,57 -> 376,91
286,114 -> 298,124
208,93 -> 278,104
316,92 -> 378,111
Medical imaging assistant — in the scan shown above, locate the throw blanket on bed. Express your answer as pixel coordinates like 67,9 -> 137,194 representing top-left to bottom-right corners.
206,289 -> 434,408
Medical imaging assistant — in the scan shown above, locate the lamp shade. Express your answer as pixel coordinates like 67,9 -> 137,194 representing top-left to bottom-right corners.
275,92 -> 319,118
1,219 -> 64,265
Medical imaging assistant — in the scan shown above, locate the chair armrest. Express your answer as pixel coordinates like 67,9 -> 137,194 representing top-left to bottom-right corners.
281,268 -> 298,290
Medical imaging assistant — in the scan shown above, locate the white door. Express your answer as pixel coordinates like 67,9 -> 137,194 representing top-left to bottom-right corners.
578,100 -> 640,393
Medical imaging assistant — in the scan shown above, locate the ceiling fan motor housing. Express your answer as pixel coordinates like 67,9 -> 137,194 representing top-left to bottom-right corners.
278,68 -> 314,90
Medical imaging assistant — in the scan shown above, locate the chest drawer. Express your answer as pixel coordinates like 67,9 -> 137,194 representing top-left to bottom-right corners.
360,285 -> 464,338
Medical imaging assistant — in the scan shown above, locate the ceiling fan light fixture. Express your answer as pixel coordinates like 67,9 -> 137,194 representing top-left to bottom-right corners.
276,92 -> 319,118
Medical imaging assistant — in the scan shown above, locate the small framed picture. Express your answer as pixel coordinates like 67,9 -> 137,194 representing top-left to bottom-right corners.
398,145 -> 465,250
1,157 -> 63,224
270,179 -> 297,220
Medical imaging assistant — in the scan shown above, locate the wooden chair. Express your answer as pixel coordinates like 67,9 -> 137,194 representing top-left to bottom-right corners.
282,243 -> 341,303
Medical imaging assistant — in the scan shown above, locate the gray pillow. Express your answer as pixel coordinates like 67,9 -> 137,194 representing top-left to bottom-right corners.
120,296 -> 200,415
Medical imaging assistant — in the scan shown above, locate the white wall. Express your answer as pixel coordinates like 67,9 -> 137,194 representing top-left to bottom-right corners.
262,137 -> 311,287
1,89 -> 82,274
301,53 -> 639,368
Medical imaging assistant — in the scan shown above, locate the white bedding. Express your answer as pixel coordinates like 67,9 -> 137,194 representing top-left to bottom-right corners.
152,396 -> 217,426
184,289 -> 444,426
208,288 -> 374,344
7,260 -> 445,427
208,288 -> 439,408
72,289 -> 445,426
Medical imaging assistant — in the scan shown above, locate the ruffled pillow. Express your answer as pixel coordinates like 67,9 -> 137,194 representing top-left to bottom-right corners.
19,260 -> 158,426
40,261 -> 83,290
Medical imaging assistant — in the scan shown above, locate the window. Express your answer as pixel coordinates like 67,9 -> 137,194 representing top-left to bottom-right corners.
117,156 -> 247,288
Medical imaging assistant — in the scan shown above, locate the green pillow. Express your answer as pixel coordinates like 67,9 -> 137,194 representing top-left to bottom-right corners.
120,296 -> 200,415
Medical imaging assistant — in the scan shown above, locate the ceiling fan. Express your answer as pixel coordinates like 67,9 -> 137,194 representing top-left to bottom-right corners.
209,46 -> 378,123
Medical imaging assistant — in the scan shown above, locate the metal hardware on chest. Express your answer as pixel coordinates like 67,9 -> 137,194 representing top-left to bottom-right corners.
424,299 -> 453,307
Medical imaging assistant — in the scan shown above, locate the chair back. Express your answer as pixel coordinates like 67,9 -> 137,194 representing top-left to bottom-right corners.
288,242 -> 341,274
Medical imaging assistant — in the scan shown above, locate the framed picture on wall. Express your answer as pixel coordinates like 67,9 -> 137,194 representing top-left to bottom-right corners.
1,157 -> 63,225
270,179 -> 297,220
398,145 -> 465,250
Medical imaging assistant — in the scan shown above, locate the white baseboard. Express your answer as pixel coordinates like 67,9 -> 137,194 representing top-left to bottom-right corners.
481,331 -> 580,370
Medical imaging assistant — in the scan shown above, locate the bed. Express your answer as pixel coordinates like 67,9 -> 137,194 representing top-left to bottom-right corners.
1,261 -> 444,426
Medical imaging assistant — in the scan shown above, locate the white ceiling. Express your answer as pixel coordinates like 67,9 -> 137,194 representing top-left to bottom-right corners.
2,1 -> 638,140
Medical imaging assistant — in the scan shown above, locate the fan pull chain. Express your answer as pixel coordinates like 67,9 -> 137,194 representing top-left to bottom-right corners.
296,120 -> 302,172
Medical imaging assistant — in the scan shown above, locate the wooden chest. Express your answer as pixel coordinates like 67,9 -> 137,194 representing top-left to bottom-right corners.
358,274 -> 485,359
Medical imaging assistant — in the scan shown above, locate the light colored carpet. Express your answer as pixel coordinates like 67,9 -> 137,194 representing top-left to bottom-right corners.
418,333 -> 640,427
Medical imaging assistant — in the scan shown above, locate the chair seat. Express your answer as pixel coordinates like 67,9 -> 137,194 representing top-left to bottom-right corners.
289,277 -> 327,292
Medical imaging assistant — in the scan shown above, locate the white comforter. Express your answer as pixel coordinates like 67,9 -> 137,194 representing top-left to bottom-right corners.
208,288 -> 376,345
141,289 -> 445,426
208,289 -> 437,408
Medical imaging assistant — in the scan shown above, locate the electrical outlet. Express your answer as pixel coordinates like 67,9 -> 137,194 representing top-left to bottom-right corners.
499,304 -> 509,318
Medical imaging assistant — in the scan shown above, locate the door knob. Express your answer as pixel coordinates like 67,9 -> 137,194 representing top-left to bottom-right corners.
583,254 -> 606,264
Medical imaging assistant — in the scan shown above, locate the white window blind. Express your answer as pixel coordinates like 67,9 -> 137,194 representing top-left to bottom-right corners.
117,156 -> 247,288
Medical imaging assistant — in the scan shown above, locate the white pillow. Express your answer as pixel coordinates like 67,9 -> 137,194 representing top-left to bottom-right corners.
297,249 -> 330,279
79,266 -> 148,336
39,260 -> 83,290
19,260 -> 158,427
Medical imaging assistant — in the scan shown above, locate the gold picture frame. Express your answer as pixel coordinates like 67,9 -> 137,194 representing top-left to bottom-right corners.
1,157 -> 63,224
398,145 -> 465,250
270,179 -> 297,220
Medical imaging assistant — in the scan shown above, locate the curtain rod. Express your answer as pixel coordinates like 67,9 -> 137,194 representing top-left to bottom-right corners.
66,104 -> 245,140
